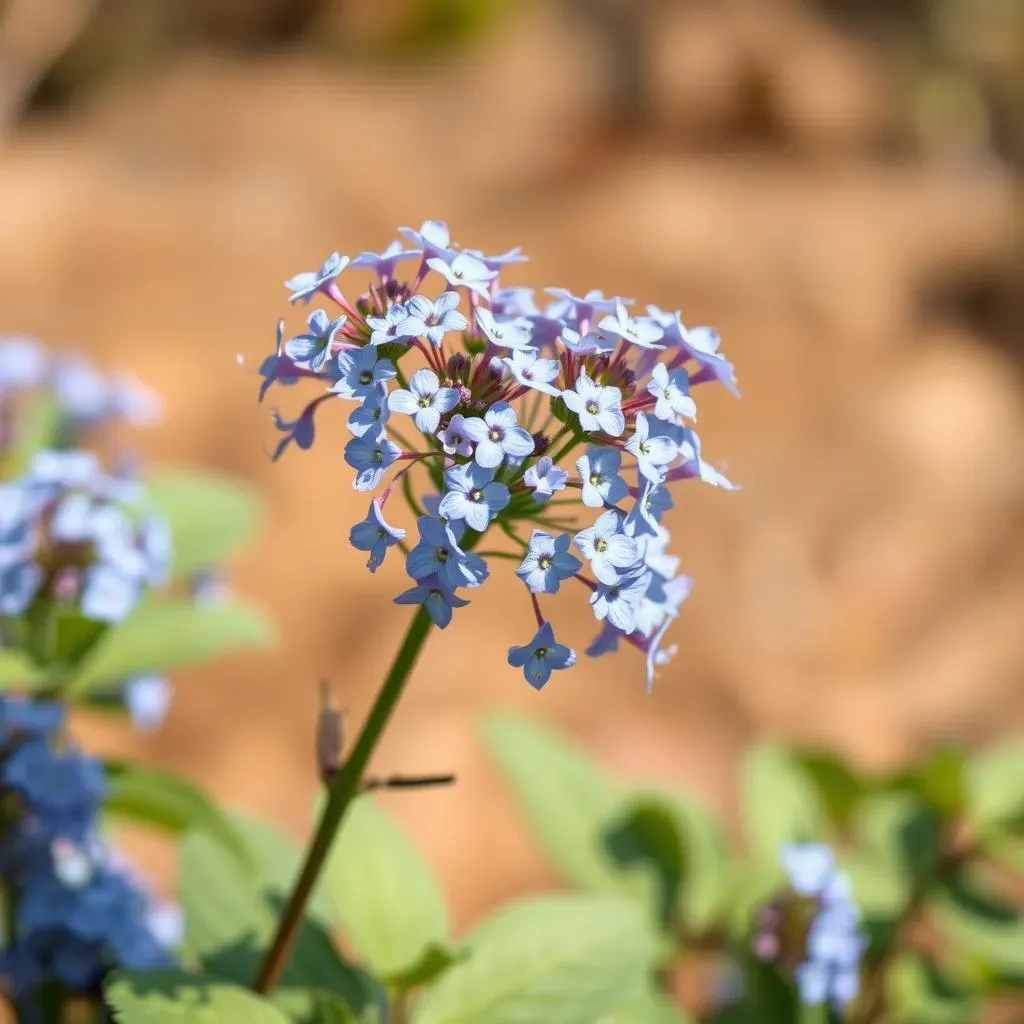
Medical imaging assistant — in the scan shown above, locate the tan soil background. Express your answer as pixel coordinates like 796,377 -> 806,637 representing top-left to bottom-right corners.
1,0 -> 1023,1008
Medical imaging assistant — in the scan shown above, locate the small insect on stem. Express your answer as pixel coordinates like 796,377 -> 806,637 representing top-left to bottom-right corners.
316,679 -> 345,784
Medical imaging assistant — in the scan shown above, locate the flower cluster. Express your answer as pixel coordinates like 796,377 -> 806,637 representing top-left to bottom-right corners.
0,695 -> 181,1010
753,843 -> 867,1010
0,336 -> 160,451
0,449 -> 171,628
256,221 -> 737,691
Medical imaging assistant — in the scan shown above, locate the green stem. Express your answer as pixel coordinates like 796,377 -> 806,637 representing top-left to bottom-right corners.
252,605 -> 435,995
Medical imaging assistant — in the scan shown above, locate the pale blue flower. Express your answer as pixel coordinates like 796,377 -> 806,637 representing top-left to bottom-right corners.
647,363 -> 696,422
347,383 -> 391,438
399,220 -> 454,262
625,412 -> 679,483
782,844 -> 836,896
331,346 -> 396,402
343,433 -> 401,492
574,510 -> 638,585
590,569 -> 652,632
350,241 -> 420,279
270,403 -> 317,462
576,446 -> 628,508
562,372 -> 625,436
463,246 -> 528,272
647,307 -> 739,396
124,676 -> 171,732
516,531 -> 581,594
394,573 -> 469,629
367,303 -> 417,347
507,621 -> 576,689
284,310 -> 347,373
388,368 -> 459,434
598,300 -> 664,349
350,499 -> 406,573
503,349 -> 560,396
438,463 -> 510,532
492,287 -> 540,318
475,308 -> 532,350
285,253 -> 349,304
80,565 -> 140,624
437,413 -> 474,457
461,402 -> 534,469
400,292 -> 468,346
406,517 -> 487,591
545,288 -> 627,322
427,253 -> 497,296
0,336 -> 46,392
523,456 -> 567,502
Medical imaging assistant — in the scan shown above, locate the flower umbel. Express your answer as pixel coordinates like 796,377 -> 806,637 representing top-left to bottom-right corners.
255,220 -> 738,690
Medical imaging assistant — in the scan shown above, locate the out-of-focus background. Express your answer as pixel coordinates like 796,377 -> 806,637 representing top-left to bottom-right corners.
2,0 -> 1023,931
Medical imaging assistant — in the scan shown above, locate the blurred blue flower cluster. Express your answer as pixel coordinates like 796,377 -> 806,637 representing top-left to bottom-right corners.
0,696 -> 181,1013
258,221 -> 738,692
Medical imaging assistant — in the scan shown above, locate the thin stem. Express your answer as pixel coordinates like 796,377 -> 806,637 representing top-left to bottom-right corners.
252,605 -> 436,995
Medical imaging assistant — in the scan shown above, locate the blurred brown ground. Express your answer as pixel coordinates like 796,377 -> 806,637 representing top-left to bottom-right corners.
1,0 -> 1024,943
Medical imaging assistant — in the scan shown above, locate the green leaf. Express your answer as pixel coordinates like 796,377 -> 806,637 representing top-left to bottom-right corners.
594,986 -> 694,1023
794,749 -> 868,828
179,815 -> 381,1018
321,794 -> 450,985
0,647 -> 43,691
67,599 -> 275,695
886,954 -> 982,1023
853,792 -> 941,882
479,714 -> 632,897
740,745 -> 825,872
2,393 -> 62,478
891,747 -> 967,820
604,790 -> 728,936
711,953 -> 797,1024
931,865 -> 1024,973
103,761 -> 251,868
965,741 -> 1024,832
104,970 -> 290,1023
147,471 -> 263,579
413,895 -> 654,1024
379,942 -> 462,993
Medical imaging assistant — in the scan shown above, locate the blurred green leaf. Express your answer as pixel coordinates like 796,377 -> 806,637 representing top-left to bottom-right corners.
103,761 -> 250,868
604,790 -> 728,936
179,815 -> 381,1019
740,745 -> 825,872
594,985 -> 694,1023
853,791 -> 940,882
479,714 -> 632,896
889,747 -> 967,820
3,393 -> 61,478
965,741 -> 1024,832
104,969 -> 290,1023
412,895 -> 653,1024
146,471 -> 263,579
711,953 -> 797,1024
0,647 -> 43,690
67,598 -> 275,695
886,954 -> 982,1023
793,749 -> 868,829
931,865 -> 1024,974
320,794 -> 451,987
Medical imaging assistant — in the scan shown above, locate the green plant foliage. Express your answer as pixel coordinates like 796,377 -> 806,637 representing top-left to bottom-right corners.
66,598 -> 275,696
105,970 -> 290,1023
146,471 -> 263,578
0,392 -> 61,478
740,745 -> 825,871
321,794 -> 453,987
412,894 -> 654,1024
886,954 -> 982,1023
965,741 -> 1024,832
103,761 -> 251,868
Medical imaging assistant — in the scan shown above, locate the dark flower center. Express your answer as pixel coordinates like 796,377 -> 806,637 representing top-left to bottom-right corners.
359,371 -> 373,385
538,555 -> 552,571
585,400 -> 600,415
487,428 -> 503,443
469,489 -> 483,502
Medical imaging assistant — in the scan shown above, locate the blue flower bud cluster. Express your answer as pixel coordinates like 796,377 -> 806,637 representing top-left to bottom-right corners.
257,221 -> 738,692
753,843 -> 867,1011
0,695 -> 181,1010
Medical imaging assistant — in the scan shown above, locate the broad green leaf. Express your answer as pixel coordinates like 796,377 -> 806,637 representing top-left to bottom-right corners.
413,894 -> 653,1024
0,647 -> 43,691
604,791 -> 728,936
886,954 -> 982,1023
104,970 -> 290,1023
68,599 -> 275,695
147,471 -> 263,578
852,792 -> 940,884
889,748 -> 967,820
378,942 -> 462,994
479,714 -> 631,896
794,749 -> 868,828
103,761 -> 250,868
965,741 -> 1024,832
179,815 -> 380,1018
931,866 -> 1024,973
594,987 -> 694,1023
740,745 -> 825,871
321,794 -> 450,985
